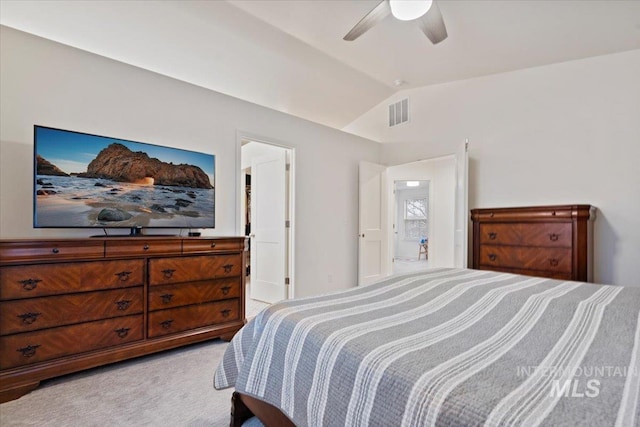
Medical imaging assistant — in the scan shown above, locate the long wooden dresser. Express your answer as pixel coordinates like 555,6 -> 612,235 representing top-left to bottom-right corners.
471,205 -> 595,281
0,236 -> 247,402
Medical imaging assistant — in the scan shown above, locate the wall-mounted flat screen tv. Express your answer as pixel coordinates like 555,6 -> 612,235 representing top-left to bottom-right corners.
34,125 -> 215,231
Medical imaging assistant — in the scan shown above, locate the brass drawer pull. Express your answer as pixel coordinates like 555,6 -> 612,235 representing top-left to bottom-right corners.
18,278 -> 42,291
160,294 -> 174,304
143,244 -> 150,251
220,309 -> 231,318
115,300 -> 131,310
488,232 -> 497,240
162,269 -> 176,279
549,258 -> 559,267
115,271 -> 131,281
221,286 -> 231,295
549,233 -> 560,241
17,312 -> 41,325
114,327 -> 130,338
488,253 -> 497,261
17,344 -> 40,358
160,319 -> 174,329
52,248 -> 60,254
223,264 -> 234,274
211,242 -> 216,248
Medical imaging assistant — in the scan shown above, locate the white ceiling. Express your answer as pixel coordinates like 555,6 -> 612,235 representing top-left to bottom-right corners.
2,0 -> 640,132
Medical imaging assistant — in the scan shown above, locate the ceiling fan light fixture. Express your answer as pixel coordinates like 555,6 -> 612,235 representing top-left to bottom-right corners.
389,0 -> 433,21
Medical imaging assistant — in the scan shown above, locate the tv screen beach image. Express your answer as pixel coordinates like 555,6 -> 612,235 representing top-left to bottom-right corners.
34,126 -> 215,228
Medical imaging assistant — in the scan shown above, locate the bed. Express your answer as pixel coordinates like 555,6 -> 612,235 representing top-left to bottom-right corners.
214,268 -> 640,426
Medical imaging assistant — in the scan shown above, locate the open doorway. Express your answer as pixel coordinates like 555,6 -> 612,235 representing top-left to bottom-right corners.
392,180 -> 430,274
358,142 -> 467,285
239,136 -> 294,315
385,155 -> 458,273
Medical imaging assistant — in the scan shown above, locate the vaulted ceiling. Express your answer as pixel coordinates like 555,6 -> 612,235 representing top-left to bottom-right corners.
2,0 -> 639,131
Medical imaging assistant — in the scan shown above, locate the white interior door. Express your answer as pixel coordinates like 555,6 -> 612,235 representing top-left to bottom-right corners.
454,141 -> 469,268
250,150 -> 287,303
359,161 -> 387,286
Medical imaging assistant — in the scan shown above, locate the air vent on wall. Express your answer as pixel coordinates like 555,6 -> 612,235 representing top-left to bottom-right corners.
389,98 -> 409,127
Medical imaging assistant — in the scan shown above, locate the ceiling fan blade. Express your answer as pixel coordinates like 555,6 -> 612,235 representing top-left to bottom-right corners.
417,1 -> 448,44
343,0 -> 391,41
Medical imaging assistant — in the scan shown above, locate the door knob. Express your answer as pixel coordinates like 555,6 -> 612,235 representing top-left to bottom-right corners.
249,234 -> 256,238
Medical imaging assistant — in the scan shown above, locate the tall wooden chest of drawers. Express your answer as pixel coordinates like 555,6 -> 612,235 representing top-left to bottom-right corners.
0,236 -> 246,402
471,205 -> 595,281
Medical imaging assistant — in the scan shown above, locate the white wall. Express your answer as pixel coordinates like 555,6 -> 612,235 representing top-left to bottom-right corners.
0,26 -> 381,297
346,50 -> 640,287
0,0 -> 393,130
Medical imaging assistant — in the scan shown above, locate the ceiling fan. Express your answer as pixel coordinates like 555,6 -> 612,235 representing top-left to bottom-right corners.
343,0 -> 447,44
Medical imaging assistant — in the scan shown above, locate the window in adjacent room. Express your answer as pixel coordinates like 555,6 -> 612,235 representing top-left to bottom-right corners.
404,198 -> 427,240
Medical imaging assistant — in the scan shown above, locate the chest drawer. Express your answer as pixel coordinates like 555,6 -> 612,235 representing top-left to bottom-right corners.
148,299 -> 240,338
182,239 -> 245,254
479,223 -> 572,247
0,287 -> 143,335
105,239 -> 182,257
149,254 -> 242,285
148,278 -> 240,311
479,245 -> 572,273
0,259 -> 143,300
0,315 -> 143,369
0,240 -> 104,263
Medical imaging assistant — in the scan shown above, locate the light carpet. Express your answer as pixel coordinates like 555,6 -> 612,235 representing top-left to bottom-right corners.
0,340 -> 233,426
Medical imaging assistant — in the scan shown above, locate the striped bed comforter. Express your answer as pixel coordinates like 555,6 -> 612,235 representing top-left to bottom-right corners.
214,268 -> 640,426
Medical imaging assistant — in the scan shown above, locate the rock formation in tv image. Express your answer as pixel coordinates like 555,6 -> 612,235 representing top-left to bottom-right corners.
35,143 -> 215,229
78,143 -> 213,189
36,155 -> 69,177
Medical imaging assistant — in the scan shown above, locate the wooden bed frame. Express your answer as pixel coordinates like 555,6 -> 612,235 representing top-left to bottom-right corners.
231,391 -> 295,427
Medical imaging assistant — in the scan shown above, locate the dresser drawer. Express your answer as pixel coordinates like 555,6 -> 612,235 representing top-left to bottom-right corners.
0,259 -> 144,300
148,278 -> 240,311
479,245 -> 572,273
0,315 -> 143,369
105,239 -> 181,257
0,287 -> 143,335
479,223 -> 572,247
82,259 -> 144,288
0,240 -> 104,263
148,299 -> 240,338
149,254 -> 242,285
182,239 -> 245,254
473,208 -> 572,222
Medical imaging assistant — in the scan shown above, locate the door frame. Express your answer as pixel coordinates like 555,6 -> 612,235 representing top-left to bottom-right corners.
236,131 -> 296,299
